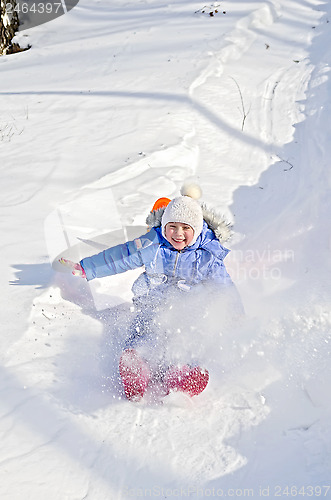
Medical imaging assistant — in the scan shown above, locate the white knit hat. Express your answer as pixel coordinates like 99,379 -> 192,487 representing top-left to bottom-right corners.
161,186 -> 204,246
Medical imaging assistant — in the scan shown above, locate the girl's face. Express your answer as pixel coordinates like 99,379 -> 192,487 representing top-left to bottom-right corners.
164,222 -> 194,250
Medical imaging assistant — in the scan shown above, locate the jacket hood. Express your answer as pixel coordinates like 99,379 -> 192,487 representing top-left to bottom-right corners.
146,202 -> 232,244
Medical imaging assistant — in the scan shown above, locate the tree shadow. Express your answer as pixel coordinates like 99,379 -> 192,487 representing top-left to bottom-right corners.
0,88 -> 270,153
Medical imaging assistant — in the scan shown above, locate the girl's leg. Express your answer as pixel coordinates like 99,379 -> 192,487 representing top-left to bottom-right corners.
164,365 -> 209,397
119,348 -> 151,401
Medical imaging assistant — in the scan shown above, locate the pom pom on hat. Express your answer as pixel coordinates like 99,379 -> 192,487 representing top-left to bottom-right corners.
180,182 -> 202,200
161,183 -> 203,246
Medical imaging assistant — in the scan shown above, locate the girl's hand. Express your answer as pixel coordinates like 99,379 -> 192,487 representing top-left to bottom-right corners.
59,258 -> 86,278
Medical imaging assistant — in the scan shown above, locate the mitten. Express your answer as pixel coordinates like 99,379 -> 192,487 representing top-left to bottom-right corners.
59,258 -> 86,278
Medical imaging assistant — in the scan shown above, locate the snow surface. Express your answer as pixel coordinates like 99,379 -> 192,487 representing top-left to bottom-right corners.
1,0 -> 331,498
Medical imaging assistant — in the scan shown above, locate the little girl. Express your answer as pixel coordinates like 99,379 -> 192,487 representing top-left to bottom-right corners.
60,184 -> 236,401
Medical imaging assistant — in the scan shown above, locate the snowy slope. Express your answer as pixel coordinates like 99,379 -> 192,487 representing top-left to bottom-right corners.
0,0 -> 331,498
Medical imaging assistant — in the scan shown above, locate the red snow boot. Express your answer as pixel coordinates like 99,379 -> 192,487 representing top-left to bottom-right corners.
119,349 -> 151,401
164,365 -> 209,397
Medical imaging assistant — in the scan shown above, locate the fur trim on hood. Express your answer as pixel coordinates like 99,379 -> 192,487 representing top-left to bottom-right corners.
146,202 -> 232,243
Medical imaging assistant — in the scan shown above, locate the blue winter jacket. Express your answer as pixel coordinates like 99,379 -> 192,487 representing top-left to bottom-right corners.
80,222 -> 233,299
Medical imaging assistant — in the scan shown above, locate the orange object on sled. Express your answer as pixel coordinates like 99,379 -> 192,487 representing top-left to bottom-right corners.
152,197 -> 171,212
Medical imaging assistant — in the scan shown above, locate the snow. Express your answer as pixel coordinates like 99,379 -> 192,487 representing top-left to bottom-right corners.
1,0 -> 331,498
